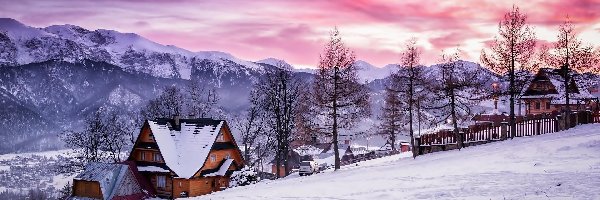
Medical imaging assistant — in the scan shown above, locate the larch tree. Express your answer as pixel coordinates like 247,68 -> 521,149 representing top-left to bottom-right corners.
426,50 -> 487,147
391,38 -> 427,158
481,5 -> 536,139
313,27 -> 371,170
378,87 -> 403,151
255,61 -> 302,177
540,18 -> 600,127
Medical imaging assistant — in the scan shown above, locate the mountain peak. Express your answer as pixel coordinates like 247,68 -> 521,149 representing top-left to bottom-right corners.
0,18 -> 49,39
256,58 -> 290,67
0,18 -> 24,27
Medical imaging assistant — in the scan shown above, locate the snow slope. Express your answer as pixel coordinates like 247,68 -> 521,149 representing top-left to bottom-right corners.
190,124 -> 600,200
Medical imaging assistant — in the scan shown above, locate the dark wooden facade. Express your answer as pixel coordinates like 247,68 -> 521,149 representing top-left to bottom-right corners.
128,118 -> 244,199
521,68 -> 594,115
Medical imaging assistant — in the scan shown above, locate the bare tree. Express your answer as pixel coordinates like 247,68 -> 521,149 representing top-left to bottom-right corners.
378,88 -> 403,151
61,107 -> 129,163
391,38 -> 427,158
313,27 -> 371,170
255,61 -> 302,177
426,50 -> 487,148
540,18 -> 600,127
186,80 -> 220,118
141,84 -> 223,120
481,5 -> 536,138
234,88 -> 264,166
140,86 -> 185,119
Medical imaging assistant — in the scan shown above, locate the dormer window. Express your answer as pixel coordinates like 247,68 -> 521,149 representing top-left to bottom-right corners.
140,151 -> 146,161
217,134 -> 224,142
210,154 -> 216,162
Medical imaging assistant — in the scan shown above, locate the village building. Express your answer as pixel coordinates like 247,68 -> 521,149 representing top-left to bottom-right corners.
521,68 -> 596,115
127,117 -> 245,199
70,162 -> 149,200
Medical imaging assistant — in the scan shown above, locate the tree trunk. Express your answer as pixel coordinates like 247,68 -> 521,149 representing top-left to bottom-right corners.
450,90 -> 462,149
509,41 -> 516,139
564,32 -> 571,129
332,66 -> 341,170
408,71 -> 416,159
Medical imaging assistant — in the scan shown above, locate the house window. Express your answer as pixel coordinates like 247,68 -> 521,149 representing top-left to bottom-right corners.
535,102 -> 540,109
157,175 -> 166,189
210,154 -> 217,162
546,102 -> 551,109
140,151 -> 146,161
225,153 -> 231,160
217,134 -> 224,142
153,153 -> 162,162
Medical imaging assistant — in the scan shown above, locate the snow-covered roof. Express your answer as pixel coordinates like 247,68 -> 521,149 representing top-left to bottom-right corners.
74,162 -> 135,200
521,68 -> 595,104
205,159 -> 234,177
137,166 -> 170,173
148,118 -> 225,178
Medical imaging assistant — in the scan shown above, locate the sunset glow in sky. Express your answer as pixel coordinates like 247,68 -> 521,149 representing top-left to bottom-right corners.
2,0 -> 600,68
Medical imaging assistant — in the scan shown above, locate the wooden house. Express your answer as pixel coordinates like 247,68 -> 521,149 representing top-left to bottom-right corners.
270,150 -> 302,178
521,68 -> 595,115
127,117 -> 244,199
70,162 -> 147,200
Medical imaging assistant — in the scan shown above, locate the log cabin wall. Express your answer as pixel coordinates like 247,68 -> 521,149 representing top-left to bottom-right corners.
73,180 -> 103,199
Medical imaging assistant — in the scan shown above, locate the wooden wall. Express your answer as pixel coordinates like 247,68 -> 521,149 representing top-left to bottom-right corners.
73,180 -> 103,199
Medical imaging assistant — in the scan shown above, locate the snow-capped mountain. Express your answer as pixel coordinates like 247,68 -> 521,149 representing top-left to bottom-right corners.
0,18 -> 264,79
355,60 -> 398,82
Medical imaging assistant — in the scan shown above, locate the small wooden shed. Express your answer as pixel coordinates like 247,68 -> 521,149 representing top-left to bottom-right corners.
71,162 -> 146,200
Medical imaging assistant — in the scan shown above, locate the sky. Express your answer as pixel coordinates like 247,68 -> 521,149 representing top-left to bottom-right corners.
1,0 -> 600,68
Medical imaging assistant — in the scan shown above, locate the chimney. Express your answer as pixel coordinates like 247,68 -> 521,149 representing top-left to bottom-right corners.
173,115 -> 180,126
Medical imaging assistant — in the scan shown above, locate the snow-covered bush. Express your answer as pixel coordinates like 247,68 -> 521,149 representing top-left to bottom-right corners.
229,167 -> 260,188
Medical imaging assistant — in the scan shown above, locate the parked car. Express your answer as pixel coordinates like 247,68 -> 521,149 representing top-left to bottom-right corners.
299,161 -> 319,176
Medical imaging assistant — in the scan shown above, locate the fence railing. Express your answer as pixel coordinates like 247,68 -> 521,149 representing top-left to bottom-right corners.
416,110 -> 599,155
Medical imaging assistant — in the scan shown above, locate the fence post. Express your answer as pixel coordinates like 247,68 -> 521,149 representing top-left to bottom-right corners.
536,116 -> 541,135
501,122 -> 508,140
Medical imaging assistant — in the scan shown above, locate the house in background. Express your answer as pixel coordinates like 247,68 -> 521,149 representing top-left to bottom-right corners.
127,117 -> 244,199
521,68 -> 595,115
70,162 -> 148,200
270,150 -> 302,178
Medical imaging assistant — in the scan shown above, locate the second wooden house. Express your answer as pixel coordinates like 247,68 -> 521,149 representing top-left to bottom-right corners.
521,68 -> 595,115
127,117 -> 245,199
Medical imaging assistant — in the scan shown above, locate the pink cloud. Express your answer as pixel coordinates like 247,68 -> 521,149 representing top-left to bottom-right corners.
1,0 -> 599,67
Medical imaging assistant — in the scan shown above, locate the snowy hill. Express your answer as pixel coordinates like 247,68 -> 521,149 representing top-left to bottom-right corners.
190,124 -> 600,200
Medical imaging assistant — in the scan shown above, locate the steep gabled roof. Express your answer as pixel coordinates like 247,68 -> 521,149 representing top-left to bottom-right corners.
74,162 -> 143,200
521,68 -> 594,104
147,118 -> 225,178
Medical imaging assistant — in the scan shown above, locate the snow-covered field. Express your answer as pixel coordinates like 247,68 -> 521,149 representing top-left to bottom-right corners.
191,124 -> 600,200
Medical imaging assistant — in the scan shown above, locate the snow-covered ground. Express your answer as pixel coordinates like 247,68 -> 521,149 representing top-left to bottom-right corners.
190,124 -> 600,200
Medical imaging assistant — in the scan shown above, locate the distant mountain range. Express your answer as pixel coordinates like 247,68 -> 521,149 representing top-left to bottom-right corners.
0,18 -> 513,154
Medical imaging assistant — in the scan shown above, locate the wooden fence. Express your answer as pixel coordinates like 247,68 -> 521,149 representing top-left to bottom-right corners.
416,110 -> 600,155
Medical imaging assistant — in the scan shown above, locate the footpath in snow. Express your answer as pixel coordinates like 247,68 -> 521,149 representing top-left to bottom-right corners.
190,124 -> 600,200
